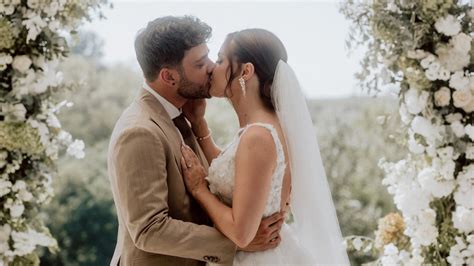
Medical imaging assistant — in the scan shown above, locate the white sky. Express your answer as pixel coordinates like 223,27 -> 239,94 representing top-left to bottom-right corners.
82,0 -> 366,98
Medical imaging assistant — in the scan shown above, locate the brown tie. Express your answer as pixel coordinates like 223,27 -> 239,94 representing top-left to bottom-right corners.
173,114 -> 198,152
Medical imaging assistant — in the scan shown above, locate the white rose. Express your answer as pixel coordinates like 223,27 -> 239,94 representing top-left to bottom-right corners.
465,125 -> 474,141
453,89 -> 473,108
450,71 -> 470,91
411,116 -> 441,141
446,112 -> 463,123
27,0 -> 39,9
418,168 -> 455,197
466,144 -> 474,160
420,54 -> 436,68
405,88 -> 429,114
452,33 -> 472,54
462,98 -> 474,113
435,15 -> 461,36
12,55 -> 32,73
434,86 -> 451,106
9,202 -> 25,218
408,134 -> 425,154
438,68 -> 451,81
452,207 -> 474,233
450,121 -> 466,137
2,103 -> 27,122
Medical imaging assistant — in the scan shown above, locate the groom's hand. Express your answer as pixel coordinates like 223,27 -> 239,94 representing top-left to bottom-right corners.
238,211 -> 285,252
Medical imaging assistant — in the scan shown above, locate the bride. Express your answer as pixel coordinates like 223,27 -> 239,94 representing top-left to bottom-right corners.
180,28 -> 349,265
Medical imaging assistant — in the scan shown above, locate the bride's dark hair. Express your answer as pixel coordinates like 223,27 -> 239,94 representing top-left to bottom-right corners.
223,29 -> 288,111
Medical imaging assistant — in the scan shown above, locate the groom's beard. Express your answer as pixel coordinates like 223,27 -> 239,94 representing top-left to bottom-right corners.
177,77 -> 212,99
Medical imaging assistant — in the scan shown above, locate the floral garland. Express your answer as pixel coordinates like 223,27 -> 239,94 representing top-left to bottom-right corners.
341,0 -> 473,264
0,0 -> 108,264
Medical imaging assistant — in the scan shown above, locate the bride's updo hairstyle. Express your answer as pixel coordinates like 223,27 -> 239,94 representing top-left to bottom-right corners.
223,29 -> 288,111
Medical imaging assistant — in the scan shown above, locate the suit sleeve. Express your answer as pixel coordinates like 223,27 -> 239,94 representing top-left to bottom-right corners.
113,127 -> 236,264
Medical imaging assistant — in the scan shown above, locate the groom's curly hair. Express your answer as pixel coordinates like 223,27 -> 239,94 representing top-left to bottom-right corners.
134,16 -> 212,82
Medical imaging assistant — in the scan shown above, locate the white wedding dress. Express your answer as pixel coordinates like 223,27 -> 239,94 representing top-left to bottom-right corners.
205,122 -> 317,265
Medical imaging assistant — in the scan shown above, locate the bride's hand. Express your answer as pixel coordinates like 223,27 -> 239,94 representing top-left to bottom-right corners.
181,143 -> 208,197
182,99 -> 206,126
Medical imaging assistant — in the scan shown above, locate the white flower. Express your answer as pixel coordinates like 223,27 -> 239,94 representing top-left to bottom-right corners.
435,14 -> 461,36
453,207 -> 474,233
0,150 -> 7,169
451,121 -> 466,137
22,11 -> 47,43
425,67 -> 438,81
437,35 -> 471,72
407,49 -> 428,60
452,33 -> 472,54
450,71 -> 470,91
0,53 -> 13,71
466,125 -> 474,141
2,103 -> 27,122
44,2 -> 59,17
48,20 -> 60,31
434,86 -> 451,107
454,165 -> 474,208
67,139 -> 85,159
448,237 -> 469,265
399,103 -> 412,125
0,178 -> 12,197
453,89 -> 473,108
0,224 -> 12,254
462,98 -> 474,113
352,237 -> 363,251
405,89 -> 429,115
466,144 -> 474,160
438,68 -> 451,81
420,54 -> 436,68
446,113 -> 463,123
418,167 -> 455,197
5,199 -> 25,218
411,116 -> 442,141
46,114 -> 61,128
408,133 -> 425,154
27,0 -> 39,9
12,55 -> 32,73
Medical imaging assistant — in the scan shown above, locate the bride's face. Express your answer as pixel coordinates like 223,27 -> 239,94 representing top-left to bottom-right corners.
209,47 -> 238,98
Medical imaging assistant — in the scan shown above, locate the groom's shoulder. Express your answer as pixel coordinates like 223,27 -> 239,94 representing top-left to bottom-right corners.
110,103 -> 164,144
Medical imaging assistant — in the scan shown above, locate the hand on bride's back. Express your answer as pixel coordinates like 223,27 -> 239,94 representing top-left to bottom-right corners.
182,99 -> 206,125
239,211 -> 285,252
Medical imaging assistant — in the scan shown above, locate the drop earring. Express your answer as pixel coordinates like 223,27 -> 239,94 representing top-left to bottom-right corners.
239,77 -> 246,97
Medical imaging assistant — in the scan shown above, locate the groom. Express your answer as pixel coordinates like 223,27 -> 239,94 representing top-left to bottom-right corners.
107,16 -> 285,265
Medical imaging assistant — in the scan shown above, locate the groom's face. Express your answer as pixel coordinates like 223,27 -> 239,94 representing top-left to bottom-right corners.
176,44 -> 215,99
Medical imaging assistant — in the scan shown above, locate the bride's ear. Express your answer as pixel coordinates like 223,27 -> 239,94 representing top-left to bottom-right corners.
241,63 -> 255,81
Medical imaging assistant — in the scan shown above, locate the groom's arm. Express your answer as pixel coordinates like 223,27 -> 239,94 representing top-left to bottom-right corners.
114,127 -> 236,264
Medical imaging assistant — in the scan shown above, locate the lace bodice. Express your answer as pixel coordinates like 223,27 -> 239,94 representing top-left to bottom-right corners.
205,123 -> 286,217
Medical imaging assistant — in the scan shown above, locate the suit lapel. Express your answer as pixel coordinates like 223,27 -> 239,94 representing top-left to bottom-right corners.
136,88 -> 210,173
137,88 -> 184,173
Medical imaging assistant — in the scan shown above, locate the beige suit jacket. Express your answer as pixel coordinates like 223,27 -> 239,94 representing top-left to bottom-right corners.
107,88 -> 236,266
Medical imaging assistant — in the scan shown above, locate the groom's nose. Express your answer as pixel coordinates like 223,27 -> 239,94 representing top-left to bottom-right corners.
207,61 -> 216,73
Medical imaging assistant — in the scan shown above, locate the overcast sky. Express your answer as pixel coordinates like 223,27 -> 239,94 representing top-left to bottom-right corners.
82,0 -> 366,98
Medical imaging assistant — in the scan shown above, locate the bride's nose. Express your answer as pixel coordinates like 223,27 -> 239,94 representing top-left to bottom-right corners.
207,61 -> 216,73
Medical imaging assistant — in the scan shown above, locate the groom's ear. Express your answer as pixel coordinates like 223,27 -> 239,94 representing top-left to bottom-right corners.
159,68 -> 179,87
241,63 -> 255,81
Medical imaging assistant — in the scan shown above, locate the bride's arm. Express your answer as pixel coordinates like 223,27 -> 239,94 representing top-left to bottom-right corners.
182,127 -> 277,248
191,118 -> 221,163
